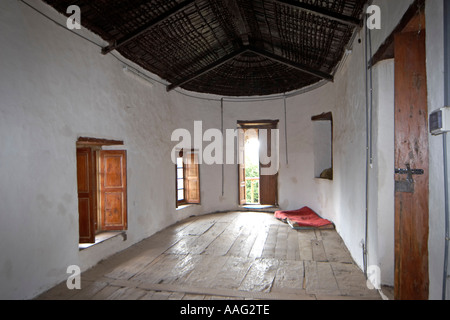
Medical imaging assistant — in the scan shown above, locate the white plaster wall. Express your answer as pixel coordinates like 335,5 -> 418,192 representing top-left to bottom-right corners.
425,0 -> 447,300
0,0 -> 210,299
372,59 -> 395,286
1,0 -> 447,300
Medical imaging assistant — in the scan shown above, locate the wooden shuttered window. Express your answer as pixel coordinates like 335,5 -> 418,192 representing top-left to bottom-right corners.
176,150 -> 200,207
99,150 -> 128,231
185,152 -> 200,204
76,145 -> 127,244
77,148 -> 96,243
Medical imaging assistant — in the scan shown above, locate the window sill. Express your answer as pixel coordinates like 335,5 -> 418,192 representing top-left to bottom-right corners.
241,204 -> 276,209
176,204 -> 199,211
79,231 -> 127,251
315,177 -> 333,181
239,205 -> 279,213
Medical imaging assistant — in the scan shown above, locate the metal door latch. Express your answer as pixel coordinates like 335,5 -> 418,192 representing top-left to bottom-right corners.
395,164 -> 424,193
395,165 -> 425,177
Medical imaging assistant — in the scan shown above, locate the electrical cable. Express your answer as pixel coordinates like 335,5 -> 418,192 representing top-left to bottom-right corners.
363,3 -> 374,279
443,0 -> 450,301
221,98 -> 225,197
284,94 -> 289,165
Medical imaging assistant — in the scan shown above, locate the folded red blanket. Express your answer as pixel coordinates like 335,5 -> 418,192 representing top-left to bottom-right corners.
275,207 -> 333,229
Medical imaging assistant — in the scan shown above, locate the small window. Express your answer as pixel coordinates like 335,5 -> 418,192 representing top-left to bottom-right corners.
312,113 -> 333,180
176,149 -> 200,208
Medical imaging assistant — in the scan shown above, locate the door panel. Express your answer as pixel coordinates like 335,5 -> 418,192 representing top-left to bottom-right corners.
394,31 -> 429,300
100,150 -> 127,231
259,126 -> 278,206
238,128 -> 246,205
76,148 -> 96,243
185,152 -> 200,204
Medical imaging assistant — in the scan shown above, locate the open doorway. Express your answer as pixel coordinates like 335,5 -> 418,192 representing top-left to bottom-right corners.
238,120 -> 279,207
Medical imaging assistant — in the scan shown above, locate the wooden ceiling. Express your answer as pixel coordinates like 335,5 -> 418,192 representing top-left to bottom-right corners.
43,0 -> 368,96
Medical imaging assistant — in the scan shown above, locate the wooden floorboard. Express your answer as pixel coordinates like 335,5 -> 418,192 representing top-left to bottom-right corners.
36,211 -> 382,300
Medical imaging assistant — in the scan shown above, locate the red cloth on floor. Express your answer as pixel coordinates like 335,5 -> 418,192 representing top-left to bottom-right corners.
274,207 -> 333,228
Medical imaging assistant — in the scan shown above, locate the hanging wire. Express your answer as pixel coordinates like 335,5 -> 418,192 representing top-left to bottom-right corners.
221,98 -> 225,197
284,94 -> 289,165
363,2 -> 372,280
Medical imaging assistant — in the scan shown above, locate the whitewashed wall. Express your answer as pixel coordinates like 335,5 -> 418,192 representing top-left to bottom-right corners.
0,0 -> 211,299
425,0 -> 447,301
0,0 -> 447,300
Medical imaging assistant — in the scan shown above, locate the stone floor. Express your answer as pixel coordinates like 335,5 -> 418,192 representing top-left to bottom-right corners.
37,211 -> 383,300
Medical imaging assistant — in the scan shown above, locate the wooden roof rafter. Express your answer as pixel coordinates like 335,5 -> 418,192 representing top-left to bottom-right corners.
247,45 -> 334,82
167,43 -> 333,92
101,0 -> 197,55
42,0 -> 367,96
272,0 -> 362,27
166,46 -> 249,91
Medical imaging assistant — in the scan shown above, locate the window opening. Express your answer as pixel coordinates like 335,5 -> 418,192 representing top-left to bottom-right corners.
312,113 -> 333,180
76,138 -> 127,246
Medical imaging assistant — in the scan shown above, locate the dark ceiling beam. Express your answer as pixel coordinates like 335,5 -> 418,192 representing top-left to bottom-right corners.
167,45 -> 333,92
166,47 -> 249,92
223,0 -> 251,45
102,0 -> 196,55
272,0 -> 362,27
247,46 -> 334,82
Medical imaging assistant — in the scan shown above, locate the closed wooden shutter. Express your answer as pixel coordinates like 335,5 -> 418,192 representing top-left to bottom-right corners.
259,124 -> 278,206
99,150 -> 127,231
76,148 -> 96,243
185,152 -> 200,204
238,129 -> 246,205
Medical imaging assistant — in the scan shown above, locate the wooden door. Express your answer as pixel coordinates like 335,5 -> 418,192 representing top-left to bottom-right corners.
76,148 -> 96,243
99,150 -> 127,231
394,31 -> 429,300
259,125 -> 278,206
238,128 -> 246,205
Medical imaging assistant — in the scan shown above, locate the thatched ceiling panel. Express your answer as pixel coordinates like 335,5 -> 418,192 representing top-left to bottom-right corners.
42,0 -> 367,96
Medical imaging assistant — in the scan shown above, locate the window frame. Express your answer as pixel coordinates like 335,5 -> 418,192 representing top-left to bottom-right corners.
76,138 -> 127,245
237,120 -> 279,206
176,150 -> 187,206
311,112 -> 333,180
